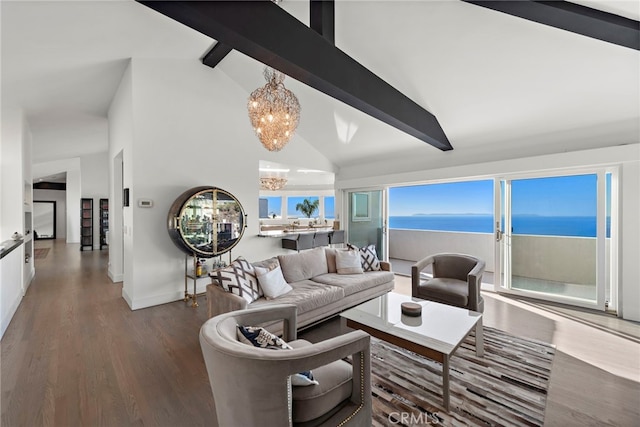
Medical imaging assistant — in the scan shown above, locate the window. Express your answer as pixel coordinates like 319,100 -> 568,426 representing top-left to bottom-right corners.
511,174 -> 597,237
389,180 -> 493,232
259,197 -> 282,219
324,196 -> 335,219
287,196 -> 320,218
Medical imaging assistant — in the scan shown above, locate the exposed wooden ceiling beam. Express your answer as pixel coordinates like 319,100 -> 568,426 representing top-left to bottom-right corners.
202,42 -> 233,68
310,0 -> 335,44
137,1 -> 452,151
463,0 -> 639,51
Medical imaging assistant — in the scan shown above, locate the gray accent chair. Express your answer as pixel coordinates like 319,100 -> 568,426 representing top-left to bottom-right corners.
411,253 -> 485,313
200,303 -> 372,427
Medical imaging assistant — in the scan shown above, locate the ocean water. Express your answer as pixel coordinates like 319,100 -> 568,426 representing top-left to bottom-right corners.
389,215 -> 607,238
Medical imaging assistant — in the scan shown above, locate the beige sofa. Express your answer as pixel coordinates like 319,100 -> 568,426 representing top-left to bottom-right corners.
207,247 -> 394,333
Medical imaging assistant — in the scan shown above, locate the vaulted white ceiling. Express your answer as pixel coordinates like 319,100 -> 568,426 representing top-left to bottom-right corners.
2,0 -> 638,181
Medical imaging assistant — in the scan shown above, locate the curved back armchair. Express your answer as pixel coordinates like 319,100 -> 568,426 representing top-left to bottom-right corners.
411,253 -> 485,313
200,304 -> 372,426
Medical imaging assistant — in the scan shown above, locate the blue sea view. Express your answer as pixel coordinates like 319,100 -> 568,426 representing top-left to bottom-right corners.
389,215 -> 608,238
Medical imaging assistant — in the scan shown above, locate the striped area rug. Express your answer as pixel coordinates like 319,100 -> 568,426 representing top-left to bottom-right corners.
369,327 -> 555,426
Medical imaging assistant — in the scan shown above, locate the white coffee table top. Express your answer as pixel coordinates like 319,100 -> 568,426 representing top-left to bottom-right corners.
341,292 -> 482,355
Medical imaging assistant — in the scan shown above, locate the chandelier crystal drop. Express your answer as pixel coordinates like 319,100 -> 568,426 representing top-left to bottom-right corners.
248,67 -> 301,152
260,177 -> 288,191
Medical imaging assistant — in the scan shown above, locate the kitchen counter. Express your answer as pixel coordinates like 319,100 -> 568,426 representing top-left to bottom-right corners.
0,239 -> 23,260
258,226 -> 333,237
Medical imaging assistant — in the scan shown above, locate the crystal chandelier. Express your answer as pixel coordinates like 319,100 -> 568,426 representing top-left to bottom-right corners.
248,67 -> 301,152
260,177 -> 288,191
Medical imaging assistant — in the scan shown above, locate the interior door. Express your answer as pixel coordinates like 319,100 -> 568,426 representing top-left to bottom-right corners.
346,189 -> 387,260
495,171 -> 613,311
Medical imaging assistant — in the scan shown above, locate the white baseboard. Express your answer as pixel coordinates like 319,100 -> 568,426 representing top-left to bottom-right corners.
108,267 -> 123,283
128,290 -> 187,310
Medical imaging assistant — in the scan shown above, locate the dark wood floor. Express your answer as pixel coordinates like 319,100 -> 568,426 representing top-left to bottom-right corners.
1,241 -> 215,426
2,240 -> 639,426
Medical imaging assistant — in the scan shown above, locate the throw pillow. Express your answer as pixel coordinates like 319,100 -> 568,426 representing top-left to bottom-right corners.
212,257 -> 262,304
255,265 -> 293,299
237,326 -> 319,386
335,249 -> 363,275
237,325 -> 290,349
347,243 -> 382,272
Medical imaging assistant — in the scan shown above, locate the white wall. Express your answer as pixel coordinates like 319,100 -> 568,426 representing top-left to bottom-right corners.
107,61 -> 132,284
33,189 -> 66,239
109,58 -> 336,309
1,108 -> 26,241
620,161 -> 640,321
338,144 -> 640,321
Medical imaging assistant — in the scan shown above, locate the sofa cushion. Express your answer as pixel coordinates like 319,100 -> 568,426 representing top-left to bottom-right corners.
312,271 -> 395,297
278,248 -> 328,283
255,265 -> 293,299
251,280 -> 344,314
335,250 -> 363,275
289,340 -> 353,423
347,243 -> 381,272
324,248 -> 342,273
252,256 -> 280,271
211,257 -> 262,303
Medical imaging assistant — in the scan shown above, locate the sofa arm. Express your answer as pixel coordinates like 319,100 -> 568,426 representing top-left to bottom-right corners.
380,261 -> 392,271
206,283 -> 248,319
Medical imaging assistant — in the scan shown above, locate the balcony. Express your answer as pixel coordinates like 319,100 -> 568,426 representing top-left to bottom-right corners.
389,228 -> 605,302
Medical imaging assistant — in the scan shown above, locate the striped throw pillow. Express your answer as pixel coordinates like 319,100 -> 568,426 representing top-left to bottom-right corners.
347,243 -> 382,272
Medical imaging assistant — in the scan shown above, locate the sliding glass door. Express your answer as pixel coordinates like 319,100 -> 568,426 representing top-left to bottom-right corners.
495,171 -> 615,311
347,189 -> 387,260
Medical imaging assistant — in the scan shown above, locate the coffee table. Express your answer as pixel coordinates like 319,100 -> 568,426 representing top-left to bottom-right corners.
340,292 -> 483,411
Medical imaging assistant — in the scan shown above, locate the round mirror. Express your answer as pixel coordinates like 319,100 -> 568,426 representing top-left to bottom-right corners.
167,186 -> 247,258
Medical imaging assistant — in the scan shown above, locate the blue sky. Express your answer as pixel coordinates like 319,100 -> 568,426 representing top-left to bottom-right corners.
389,174 -> 600,217
511,175 -> 597,216
389,180 -> 493,216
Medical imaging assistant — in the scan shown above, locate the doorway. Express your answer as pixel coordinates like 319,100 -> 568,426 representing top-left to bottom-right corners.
346,189 -> 387,260
495,170 -> 616,312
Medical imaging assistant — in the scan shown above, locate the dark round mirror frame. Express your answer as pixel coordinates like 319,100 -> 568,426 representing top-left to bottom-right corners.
167,186 -> 247,258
